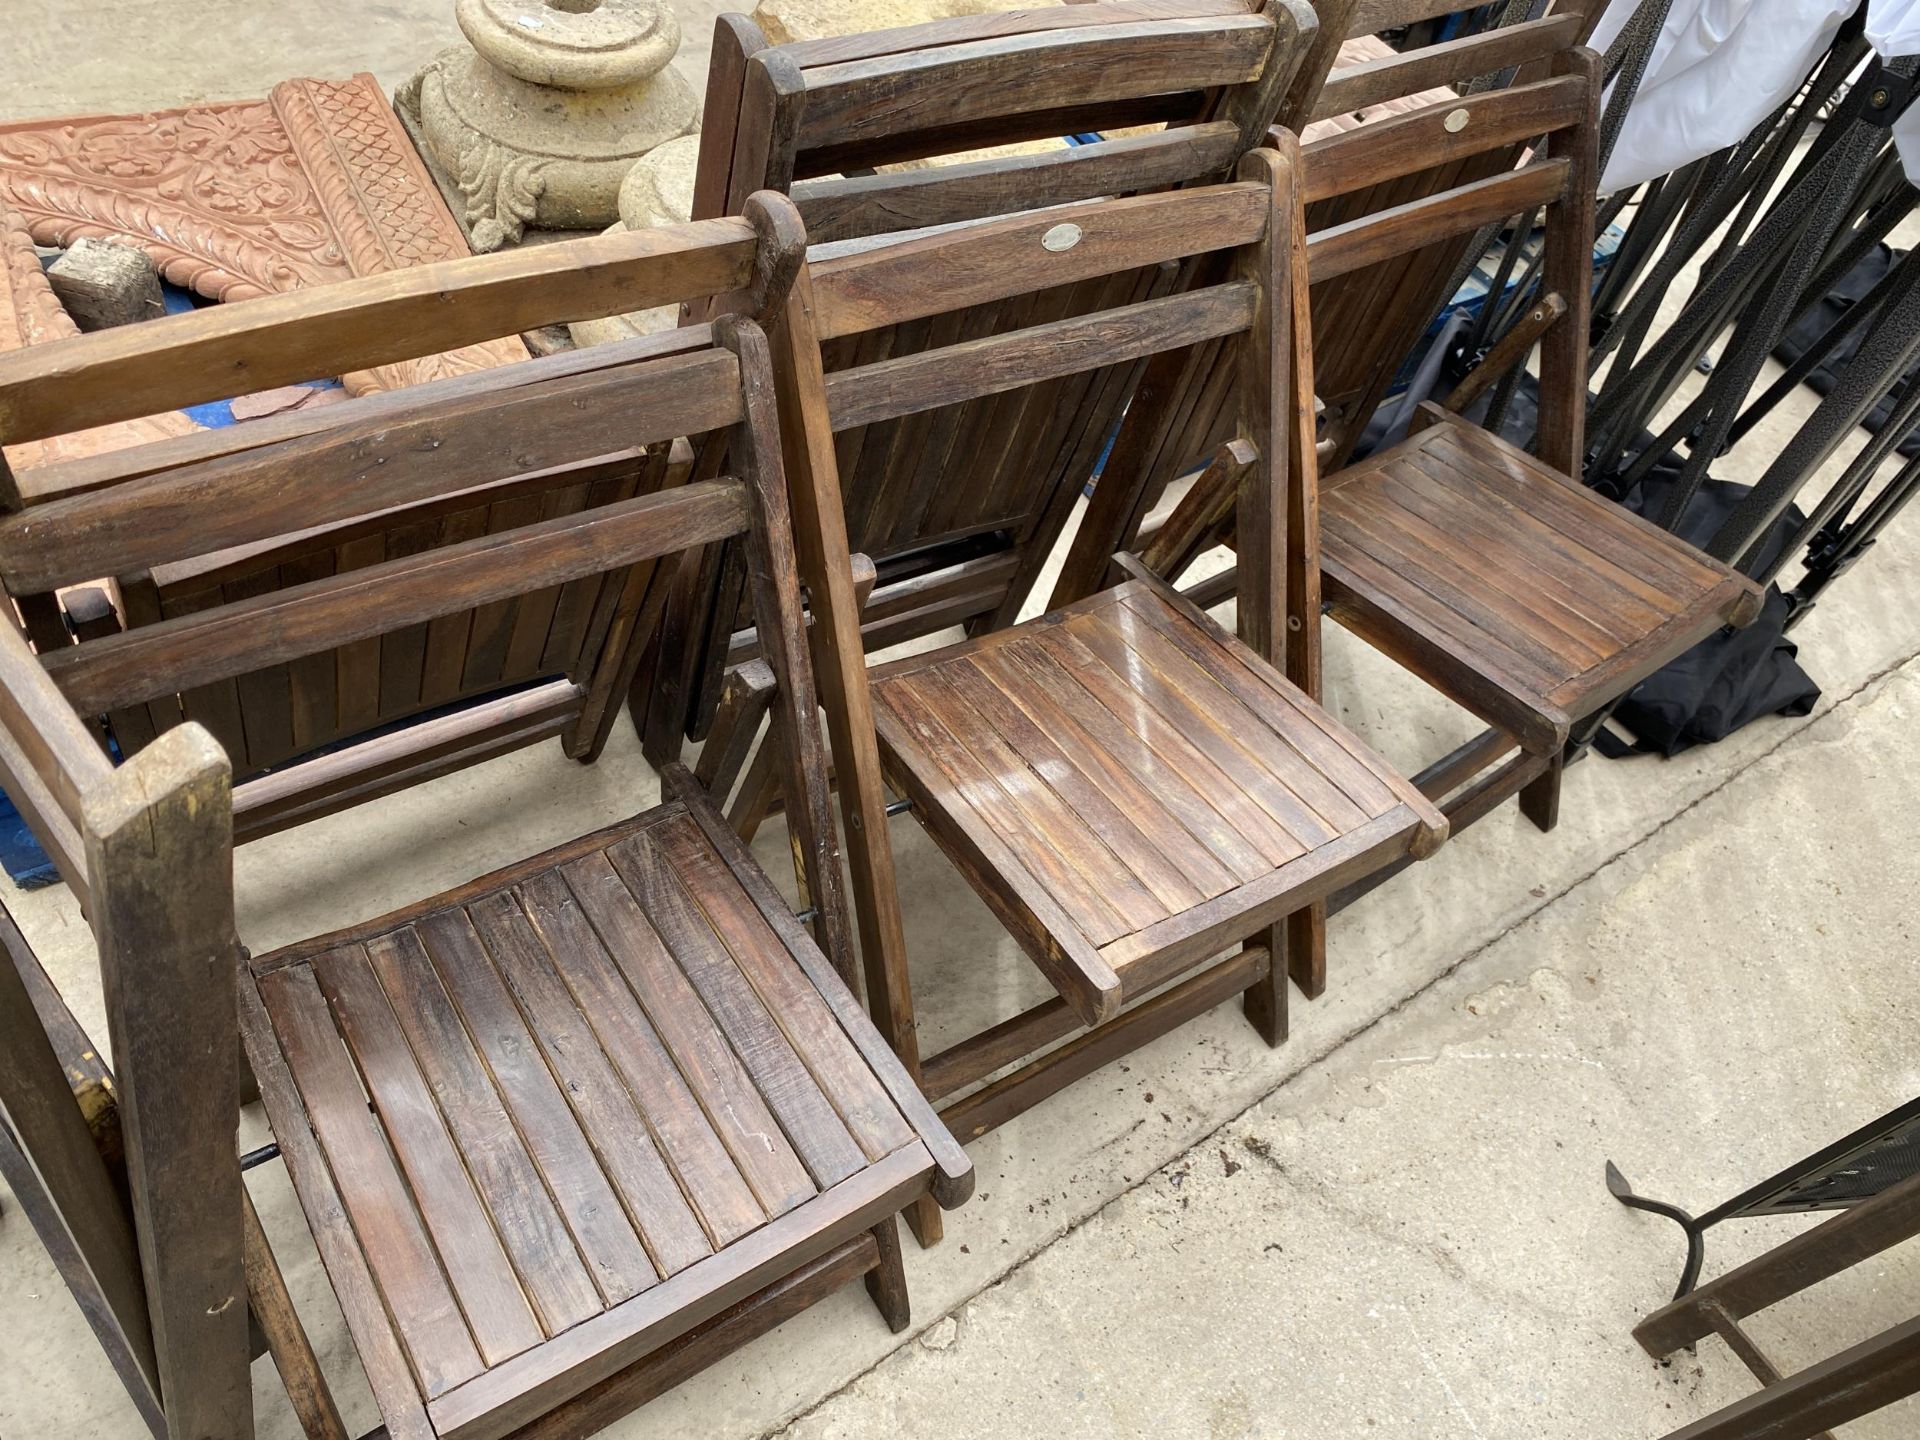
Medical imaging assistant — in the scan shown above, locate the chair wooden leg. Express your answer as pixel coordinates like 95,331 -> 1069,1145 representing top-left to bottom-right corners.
1241,927 -> 1288,1045
1286,902 -> 1325,999
905,1192 -> 945,1248
863,1216 -> 911,1332
1519,748 -> 1564,833
242,1192 -> 348,1440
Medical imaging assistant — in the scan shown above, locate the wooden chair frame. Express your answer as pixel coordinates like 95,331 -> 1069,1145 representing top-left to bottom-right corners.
639,0 -> 1324,765
766,154 -> 1443,1249
1056,35 -> 1760,1005
0,208 -> 970,1440
0,194 -> 805,846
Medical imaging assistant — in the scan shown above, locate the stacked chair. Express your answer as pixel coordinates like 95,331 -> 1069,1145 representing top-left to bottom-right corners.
0,0 -> 1786,1433
0,211 -> 970,1439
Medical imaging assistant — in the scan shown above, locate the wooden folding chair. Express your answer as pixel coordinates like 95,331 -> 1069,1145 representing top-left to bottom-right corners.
1064,35 -> 1761,996
1050,0 -> 1620,611
767,150 -> 1446,1246
0,204 -> 808,841
0,206 -> 970,1440
639,0 -> 1322,766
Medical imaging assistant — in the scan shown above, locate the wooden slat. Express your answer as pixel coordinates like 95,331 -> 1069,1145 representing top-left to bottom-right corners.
1303,75 -> 1590,203
794,17 -> 1273,149
1310,13 -> 1582,124
426,1145 -> 935,1440
512,869 -> 807,1228
308,946 -> 546,1366
940,655 -> 1220,911
1005,628 -> 1304,868
14,325 -> 716,508
240,975 -> 437,1440
1060,608 -> 1339,851
793,121 -> 1245,244
259,964 -> 486,1399
643,815 -> 920,1159
776,0 -> 1250,66
418,906 -> 714,1290
810,183 -> 1268,339
1098,806 -> 1420,985
45,480 -> 751,714
561,848 -> 868,1191
1305,160 -> 1572,284
357,929 -> 608,1331
0,220 -> 756,444
661,766 -> 973,1208
1116,589 -> 1400,818
824,283 -> 1258,432
1,350 -> 744,593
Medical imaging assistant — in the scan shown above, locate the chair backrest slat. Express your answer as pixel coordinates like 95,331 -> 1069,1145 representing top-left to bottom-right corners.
1306,157 -> 1573,284
0,348 -> 743,594
789,120 -> 1248,246
823,282 -> 1260,431
13,323 -> 717,510
773,0 -> 1252,66
809,182 -> 1271,339
1302,72 -> 1589,202
0,217 -> 759,447
1308,11 -> 1581,124
43,478 -> 751,716
792,16 -> 1276,151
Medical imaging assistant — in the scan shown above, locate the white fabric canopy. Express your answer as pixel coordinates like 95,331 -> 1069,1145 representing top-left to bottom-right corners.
1591,0 -> 1857,191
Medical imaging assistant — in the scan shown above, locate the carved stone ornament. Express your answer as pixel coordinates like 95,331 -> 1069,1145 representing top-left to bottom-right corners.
0,73 -> 527,413
406,0 -> 700,250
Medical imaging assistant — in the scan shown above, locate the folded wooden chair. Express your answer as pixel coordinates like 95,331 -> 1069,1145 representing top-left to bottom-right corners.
0,210 -> 804,842
1055,0 -> 1617,606
766,151 -> 1445,1245
1077,45 -> 1761,992
0,208 -> 969,1440
640,0 -> 1322,764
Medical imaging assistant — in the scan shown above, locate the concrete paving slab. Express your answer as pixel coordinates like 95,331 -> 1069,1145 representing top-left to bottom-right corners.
778,658 -> 1920,1440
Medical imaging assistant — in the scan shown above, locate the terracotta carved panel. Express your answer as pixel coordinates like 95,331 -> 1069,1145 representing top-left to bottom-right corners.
0,195 -> 195,470
0,72 -> 526,407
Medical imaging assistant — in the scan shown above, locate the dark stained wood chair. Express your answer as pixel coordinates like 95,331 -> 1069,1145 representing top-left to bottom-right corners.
1058,28 -> 1760,1006
765,152 -> 1446,1246
0,212 -> 800,839
0,208 -> 970,1440
641,0 -> 1323,763
1050,0 -> 1619,610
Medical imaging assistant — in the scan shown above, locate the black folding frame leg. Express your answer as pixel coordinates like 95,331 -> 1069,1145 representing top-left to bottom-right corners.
1608,1161 -> 1710,1302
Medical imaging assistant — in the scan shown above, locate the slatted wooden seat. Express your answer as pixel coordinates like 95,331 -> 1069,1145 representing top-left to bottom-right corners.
242,777 -> 960,1440
868,575 -> 1440,1022
1321,411 -> 1762,754
764,155 -> 1443,1248
0,203 -> 969,1440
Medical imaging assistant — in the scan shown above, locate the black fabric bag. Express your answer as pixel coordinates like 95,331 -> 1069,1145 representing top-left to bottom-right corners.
1598,460 -> 1820,757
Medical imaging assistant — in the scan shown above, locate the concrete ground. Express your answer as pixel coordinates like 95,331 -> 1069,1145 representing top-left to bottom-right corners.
2,4 -> 1918,1439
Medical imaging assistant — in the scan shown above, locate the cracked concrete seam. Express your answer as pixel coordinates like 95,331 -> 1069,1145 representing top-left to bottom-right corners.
755,644 -> 1920,1439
